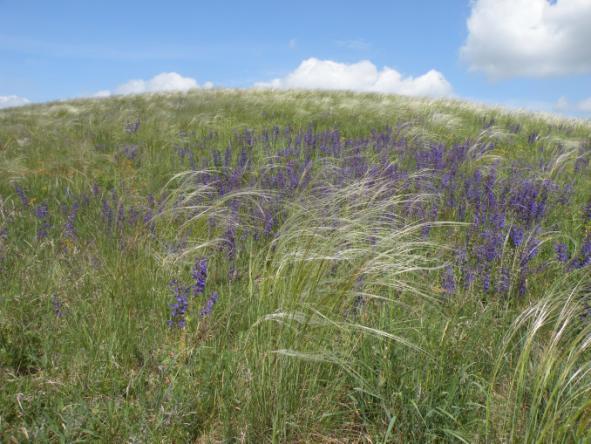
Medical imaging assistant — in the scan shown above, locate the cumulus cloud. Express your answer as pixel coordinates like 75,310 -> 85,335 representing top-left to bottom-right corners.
255,58 -> 453,98
0,95 -> 30,109
115,72 -> 199,94
97,72 -> 210,97
461,0 -> 591,78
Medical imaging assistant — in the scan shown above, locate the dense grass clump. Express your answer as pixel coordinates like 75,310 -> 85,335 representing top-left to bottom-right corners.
1,89 -> 591,442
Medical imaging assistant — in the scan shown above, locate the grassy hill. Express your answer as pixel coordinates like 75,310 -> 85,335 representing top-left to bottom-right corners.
1,90 -> 591,442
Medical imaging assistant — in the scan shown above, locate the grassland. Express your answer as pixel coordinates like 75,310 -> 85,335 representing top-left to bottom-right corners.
1,89 -> 591,442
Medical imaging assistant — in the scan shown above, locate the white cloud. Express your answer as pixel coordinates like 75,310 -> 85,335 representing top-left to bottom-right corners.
0,95 -> 30,109
93,90 -> 111,98
461,0 -> 591,78
116,72 -> 199,94
96,72 -> 210,97
551,96 -> 591,113
255,58 -> 453,98
578,97 -> 591,112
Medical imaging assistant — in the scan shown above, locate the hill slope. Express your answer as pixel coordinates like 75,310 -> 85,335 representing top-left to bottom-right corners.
1,90 -> 591,442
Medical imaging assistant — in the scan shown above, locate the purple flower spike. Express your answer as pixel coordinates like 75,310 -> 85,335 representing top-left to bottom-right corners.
34,203 -> 51,239
168,279 -> 190,328
125,118 -> 140,134
482,270 -> 491,293
496,267 -> 510,295
64,202 -> 80,239
35,203 -> 49,219
192,257 -> 208,295
584,199 -> 591,222
200,291 -> 219,318
555,242 -> 570,263
510,226 -> 524,247
14,184 -> 29,208
442,266 -> 455,295
51,295 -> 64,318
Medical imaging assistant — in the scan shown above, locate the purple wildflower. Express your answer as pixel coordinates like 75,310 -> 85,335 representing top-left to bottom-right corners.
168,279 -> 190,328
192,258 -> 208,295
558,183 -> 573,205
125,119 -> 140,134
497,267 -> 510,294
35,203 -> 48,219
572,239 -> 591,269
442,266 -> 455,295
14,184 -> 29,208
144,209 -> 156,234
584,199 -> 591,222
121,144 -> 139,160
510,226 -> 524,247
482,271 -> 491,293
420,224 -> 431,239
224,225 -> 236,259
224,145 -> 232,167
521,237 -> 540,267
238,147 -> 248,169
347,294 -> 366,318
555,242 -> 570,263
263,210 -> 275,236
51,295 -> 65,318
213,149 -> 222,168
102,198 -> 112,222
34,203 -> 51,239
117,205 -> 125,227
64,202 -> 80,239
128,207 -> 140,226
518,270 -> 528,296
575,157 -> 589,173
509,123 -> 521,134
147,194 -> 155,208
528,132 -> 539,144
200,291 -> 219,318
462,267 -> 475,289
479,230 -> 502,262
92,182 -> 101,197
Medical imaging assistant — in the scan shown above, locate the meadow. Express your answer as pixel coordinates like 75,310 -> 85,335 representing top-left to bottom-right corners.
1,89 -> 591,442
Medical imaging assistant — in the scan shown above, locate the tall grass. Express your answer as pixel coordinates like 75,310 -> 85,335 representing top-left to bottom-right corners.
486,277 -> 591,443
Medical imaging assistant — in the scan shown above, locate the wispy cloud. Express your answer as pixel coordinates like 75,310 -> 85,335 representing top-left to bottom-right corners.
0,34 -> 254,62
576,98 -> 591,113
551,96 -> 591,114
335,39 -> 371,51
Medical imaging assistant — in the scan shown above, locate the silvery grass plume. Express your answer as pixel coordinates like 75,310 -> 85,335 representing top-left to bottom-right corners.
264,172 -> 459,310
486,276 -> 591,443
227,171 -> 464,441
152,169 -> 274,264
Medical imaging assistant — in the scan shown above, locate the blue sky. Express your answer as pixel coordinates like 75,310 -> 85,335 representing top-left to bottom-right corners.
1,0 -> 590,117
